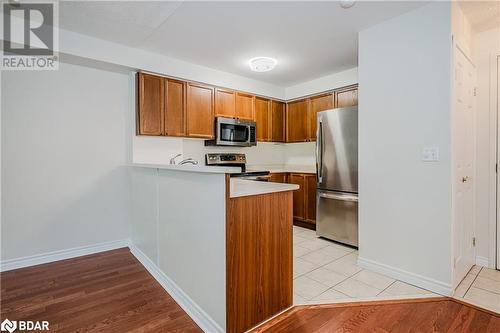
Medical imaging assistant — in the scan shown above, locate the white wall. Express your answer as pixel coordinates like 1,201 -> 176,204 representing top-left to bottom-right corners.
473,27 -> 500,267
285,68 -> 358,100
1,62 -> 133,260
284,142 -> 316,166
358,2 -> 454,294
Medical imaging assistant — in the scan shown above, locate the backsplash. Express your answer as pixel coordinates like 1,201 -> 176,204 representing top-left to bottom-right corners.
132,136 -> 315,167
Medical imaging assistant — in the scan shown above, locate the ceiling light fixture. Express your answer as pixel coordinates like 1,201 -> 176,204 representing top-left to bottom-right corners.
340,0 -> 356,9
248,57 -> 277,72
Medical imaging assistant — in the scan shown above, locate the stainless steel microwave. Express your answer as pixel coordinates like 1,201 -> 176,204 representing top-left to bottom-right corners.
205,117 -> 257,147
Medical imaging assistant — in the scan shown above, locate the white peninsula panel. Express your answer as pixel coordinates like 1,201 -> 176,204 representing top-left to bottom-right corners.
130,166 -> 226,332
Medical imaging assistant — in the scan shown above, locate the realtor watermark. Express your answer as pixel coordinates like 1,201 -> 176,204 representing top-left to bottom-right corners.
2,0 -> 59,70
1,319 -> 49,332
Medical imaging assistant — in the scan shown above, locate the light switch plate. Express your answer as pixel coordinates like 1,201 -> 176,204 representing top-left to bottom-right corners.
422,147 -> 439,162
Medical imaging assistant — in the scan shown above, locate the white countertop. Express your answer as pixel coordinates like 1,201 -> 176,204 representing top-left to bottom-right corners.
247,164 -> 316,174
230,178 -> 299,198
131,163 -> 241,174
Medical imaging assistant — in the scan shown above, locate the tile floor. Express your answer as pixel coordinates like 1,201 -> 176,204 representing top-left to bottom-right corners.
293,226 -> 437,304
293,226 -> 500,314
453,264 -> 500,313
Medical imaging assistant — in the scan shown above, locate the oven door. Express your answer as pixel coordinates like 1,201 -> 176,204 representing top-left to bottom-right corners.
216,118 -> 251,146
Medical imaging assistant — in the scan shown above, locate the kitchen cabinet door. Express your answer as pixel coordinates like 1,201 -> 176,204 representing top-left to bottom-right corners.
255,97 -> 271,141
137,73 -> 164,136
336,87 -> 358,108
305,174 -> 317,225
235,92 -> 255,120
286,99 -> 309,142
186,83 -> 215,138
271,101 -> 285,142
289,174 -> 305,220
215,88 -> 235,118
165,79 -> 186,137
270,172 -> 287,183
309,93 -> 333,141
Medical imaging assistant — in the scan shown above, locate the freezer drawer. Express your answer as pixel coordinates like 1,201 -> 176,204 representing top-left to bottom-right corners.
316,190 -> 358,247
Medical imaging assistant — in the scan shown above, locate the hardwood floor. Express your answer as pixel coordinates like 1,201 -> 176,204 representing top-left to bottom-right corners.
0,248 -> 201,333
251,298 -> 500,333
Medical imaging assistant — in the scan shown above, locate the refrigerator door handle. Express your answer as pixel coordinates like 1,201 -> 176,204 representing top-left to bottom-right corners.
319,192 -> 358,202
316,119 -> 323,183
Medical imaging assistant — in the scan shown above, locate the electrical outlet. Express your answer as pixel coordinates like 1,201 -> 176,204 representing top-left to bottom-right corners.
422,147 -> 439,162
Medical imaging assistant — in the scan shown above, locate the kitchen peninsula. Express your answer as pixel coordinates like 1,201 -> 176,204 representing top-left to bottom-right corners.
129,164 -> 298,333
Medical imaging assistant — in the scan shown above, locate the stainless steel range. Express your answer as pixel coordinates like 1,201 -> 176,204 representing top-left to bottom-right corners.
205,153 -> 270,181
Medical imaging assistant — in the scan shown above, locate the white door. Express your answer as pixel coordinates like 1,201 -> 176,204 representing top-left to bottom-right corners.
453,44 -> 476,286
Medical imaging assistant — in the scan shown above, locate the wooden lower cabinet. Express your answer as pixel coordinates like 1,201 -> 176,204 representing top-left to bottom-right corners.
226,191 -> 293,333
288,174 -> 305,220
269,172 -> 287,183
304,174 -> 317,224
278,173 -> 316,228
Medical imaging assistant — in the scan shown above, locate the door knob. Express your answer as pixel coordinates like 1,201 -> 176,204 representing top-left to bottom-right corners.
462,176 -> 470,183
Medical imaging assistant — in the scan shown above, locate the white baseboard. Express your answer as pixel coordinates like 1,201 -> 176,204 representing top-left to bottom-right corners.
0,239 -> 131,272
358,257 -> 453,296
129,244 -> 224,333
475,256 -> 489,268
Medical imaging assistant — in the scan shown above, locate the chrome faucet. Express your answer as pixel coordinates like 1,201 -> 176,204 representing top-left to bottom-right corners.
169,153 -> 182,165
179,158 -> 198,165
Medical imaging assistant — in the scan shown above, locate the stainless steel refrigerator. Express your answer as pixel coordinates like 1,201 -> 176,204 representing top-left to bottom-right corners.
316,107 -> 358,247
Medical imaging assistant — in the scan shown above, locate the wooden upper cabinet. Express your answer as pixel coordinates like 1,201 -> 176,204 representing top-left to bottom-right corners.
215,88 -> 235,118
165,79 -> 186,137
255,97 -> 271,141
286,99 -> 309,142
138,73 -> 164,136
336,87 -> 358,108
235,92 -> 255,120
271,101 -> 285,142
309,93 -> 333,141
186,83 -> 214,138
289,174 -> 305,220
305,174 -> 317,224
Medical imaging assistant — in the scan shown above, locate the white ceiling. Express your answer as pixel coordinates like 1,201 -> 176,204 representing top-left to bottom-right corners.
59,1 -> 427,87
460,1 -> 500,33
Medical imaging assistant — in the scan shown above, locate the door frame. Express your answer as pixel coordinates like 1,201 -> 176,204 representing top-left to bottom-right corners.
494,54 -> 500,269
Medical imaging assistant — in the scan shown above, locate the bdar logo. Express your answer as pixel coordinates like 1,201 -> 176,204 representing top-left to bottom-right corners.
0,319 -> 17,333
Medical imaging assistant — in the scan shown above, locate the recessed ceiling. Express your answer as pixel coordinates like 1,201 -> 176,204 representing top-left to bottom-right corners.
59,1 -> 427,87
